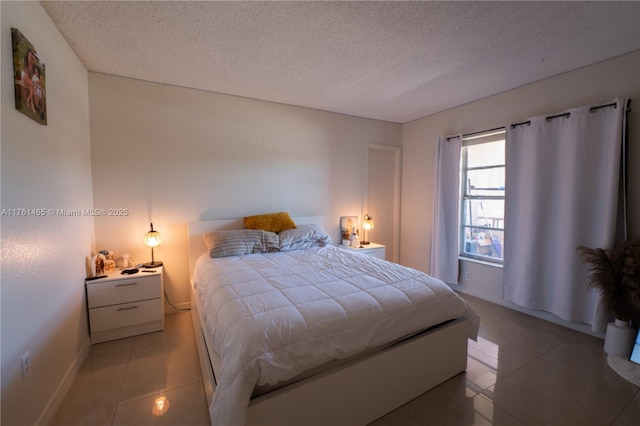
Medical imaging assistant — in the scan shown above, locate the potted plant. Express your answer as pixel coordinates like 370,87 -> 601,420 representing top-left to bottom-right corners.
577,240 -> 640,356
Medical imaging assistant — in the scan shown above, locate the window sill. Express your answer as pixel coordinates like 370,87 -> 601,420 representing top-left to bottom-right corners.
459,257 -> 503,269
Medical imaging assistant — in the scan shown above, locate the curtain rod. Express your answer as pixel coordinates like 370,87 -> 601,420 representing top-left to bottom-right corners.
510,100 -> 622,129
447,100 -> 629,139
446,126 -> 505,141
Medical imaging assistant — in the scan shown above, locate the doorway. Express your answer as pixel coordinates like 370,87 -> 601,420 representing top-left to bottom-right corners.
365,144 -> 401,262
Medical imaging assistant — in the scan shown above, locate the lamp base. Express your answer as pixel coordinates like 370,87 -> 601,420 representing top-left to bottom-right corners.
141,261 -> 163,268
360,241 -> 371,245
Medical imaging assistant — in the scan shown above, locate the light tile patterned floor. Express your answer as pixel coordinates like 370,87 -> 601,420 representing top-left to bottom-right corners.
52,311 -> 209,426
53,295 -> 640,425
372,295 -> 640,426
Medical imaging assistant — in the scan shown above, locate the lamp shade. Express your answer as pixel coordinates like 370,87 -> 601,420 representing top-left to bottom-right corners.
363,214 -> 374,231
144,227 -> 163,247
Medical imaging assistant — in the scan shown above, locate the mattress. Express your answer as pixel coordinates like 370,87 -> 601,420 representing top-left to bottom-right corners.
193,245 -> 479,425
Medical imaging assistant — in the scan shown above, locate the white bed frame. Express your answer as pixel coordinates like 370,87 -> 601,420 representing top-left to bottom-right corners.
188,217 -> 469,425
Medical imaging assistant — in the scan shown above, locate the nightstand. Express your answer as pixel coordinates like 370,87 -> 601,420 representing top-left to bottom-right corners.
85,266 -> 165,344
339,242 -> 386,260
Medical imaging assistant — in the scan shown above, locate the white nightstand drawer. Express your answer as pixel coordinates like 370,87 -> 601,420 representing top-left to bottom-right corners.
339,242 -> 386,260
89,297 -> 163,333
87,274 -> 161,308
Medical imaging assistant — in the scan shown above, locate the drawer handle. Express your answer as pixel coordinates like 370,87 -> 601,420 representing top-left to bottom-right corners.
115,282 -> 137,287
116,305 -> 139,311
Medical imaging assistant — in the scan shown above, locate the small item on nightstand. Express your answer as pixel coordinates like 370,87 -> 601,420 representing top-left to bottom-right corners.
121,268 -> 139,275
91,253 -> 106,276
103,250 -> 116,272
350,232 -> 359,248
90,254 -> 97,276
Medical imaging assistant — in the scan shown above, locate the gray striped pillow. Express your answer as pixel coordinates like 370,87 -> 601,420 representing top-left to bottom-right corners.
203,229 -> 279,258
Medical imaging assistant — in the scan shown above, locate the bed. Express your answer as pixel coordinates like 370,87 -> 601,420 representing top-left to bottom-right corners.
188,216 -> 479,426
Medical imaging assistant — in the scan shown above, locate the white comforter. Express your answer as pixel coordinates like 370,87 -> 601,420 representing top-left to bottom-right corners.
193,245 -> 479,426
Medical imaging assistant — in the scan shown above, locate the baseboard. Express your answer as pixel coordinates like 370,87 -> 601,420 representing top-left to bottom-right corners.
165,300 -> 192,313
451,285 -> 605,339
36,339 -> 91,425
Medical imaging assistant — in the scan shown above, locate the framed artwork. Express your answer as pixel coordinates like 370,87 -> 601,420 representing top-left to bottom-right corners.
340,216 -> 359,240
12,28 -> 47,125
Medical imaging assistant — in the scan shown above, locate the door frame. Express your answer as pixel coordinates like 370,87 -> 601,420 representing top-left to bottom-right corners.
364,144 -> 402,263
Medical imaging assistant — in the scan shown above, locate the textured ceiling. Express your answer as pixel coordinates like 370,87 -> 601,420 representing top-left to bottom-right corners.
42,1 -> 640,123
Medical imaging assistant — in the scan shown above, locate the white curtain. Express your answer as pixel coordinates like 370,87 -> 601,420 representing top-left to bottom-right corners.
431,135 -> 462,284
503,98 -> 626,331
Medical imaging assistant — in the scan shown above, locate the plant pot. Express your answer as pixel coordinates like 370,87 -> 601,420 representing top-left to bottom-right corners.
604,319 -> 636,357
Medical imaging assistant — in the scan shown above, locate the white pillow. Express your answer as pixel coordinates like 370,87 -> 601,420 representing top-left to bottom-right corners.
278,224 -> 332,251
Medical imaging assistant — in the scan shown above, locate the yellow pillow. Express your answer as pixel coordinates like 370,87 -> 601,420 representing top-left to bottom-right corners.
243,212 -> 297,233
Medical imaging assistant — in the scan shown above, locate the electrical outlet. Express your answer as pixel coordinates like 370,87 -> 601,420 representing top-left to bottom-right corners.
21,351 -> 31,380
465,272 -> 472,281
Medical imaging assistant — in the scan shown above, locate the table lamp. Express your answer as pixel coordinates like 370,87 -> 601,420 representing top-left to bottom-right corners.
362,214 -> 374,245
142,222 -> 163,268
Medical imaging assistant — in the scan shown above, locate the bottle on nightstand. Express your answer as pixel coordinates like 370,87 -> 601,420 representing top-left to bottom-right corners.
350,232 -> 360,248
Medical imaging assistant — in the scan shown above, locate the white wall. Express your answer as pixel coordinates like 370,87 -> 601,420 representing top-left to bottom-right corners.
88,73 -> 402,308
1,2 -> 94,425
401,51 -> 640,313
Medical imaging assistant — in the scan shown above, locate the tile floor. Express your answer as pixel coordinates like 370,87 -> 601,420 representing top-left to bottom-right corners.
52,311 -> 209,425
52,294 -> 640,425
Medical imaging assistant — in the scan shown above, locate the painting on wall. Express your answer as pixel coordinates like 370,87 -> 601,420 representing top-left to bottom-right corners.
12,28 -> 47,125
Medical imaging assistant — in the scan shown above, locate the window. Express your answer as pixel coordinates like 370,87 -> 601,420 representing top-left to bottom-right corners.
460,130 -> 505,263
